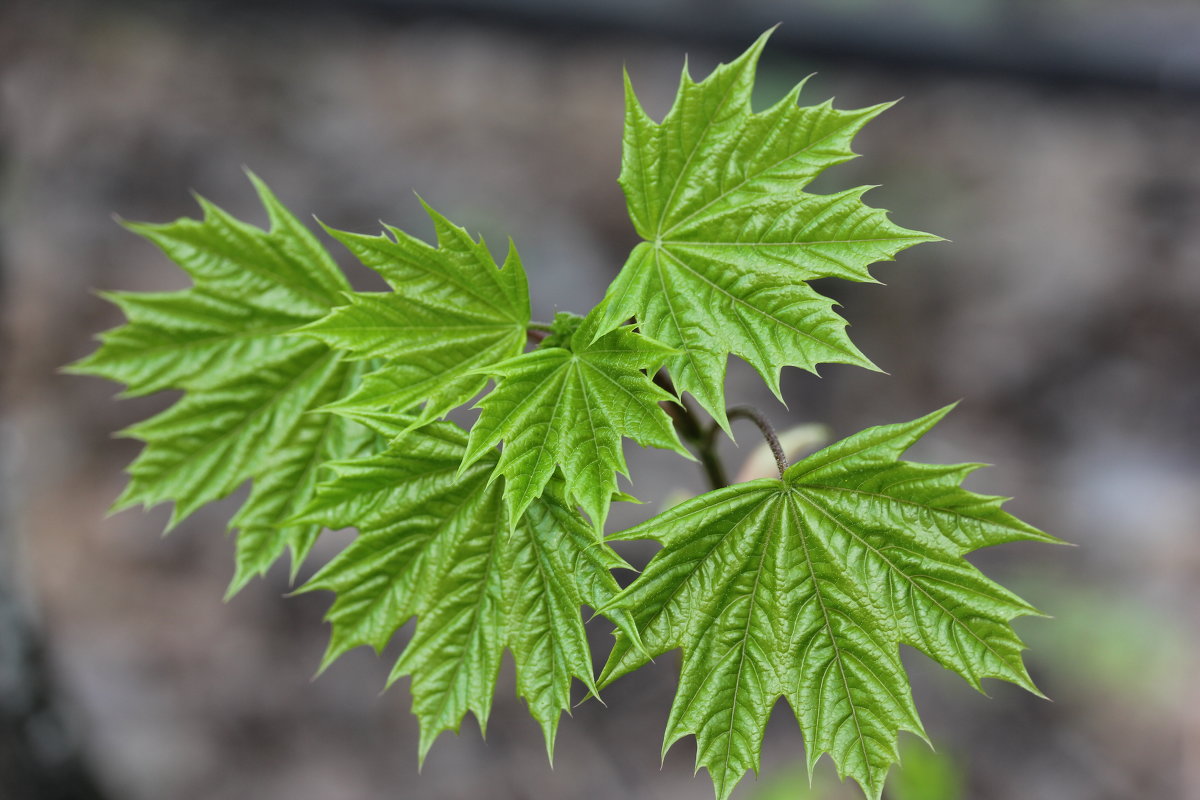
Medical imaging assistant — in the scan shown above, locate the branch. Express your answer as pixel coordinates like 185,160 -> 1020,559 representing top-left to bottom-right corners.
653,371 -> 788,485
654,371 -> 728,490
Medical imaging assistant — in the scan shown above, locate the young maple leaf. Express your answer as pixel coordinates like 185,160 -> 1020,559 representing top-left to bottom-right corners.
597,406 -> 1060,800
597,30 -> 941,427
67,174 -> 373,595
297,200 -> 530,429
459,308 -> 691,532
292,411 -> 639,761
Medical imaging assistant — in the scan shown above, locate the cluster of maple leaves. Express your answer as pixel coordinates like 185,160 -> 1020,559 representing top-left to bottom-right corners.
74,31 -> 1055,800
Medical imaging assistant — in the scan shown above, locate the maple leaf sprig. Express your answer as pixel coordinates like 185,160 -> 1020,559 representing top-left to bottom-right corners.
597,406 -> 1060,800
69,27 -> 1059,800
597,29 -> 942,427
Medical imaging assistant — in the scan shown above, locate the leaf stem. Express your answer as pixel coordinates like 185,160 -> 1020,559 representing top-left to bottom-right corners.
727,405 -> 788,477
526,320 -> 559,346
655,375 -> 789,485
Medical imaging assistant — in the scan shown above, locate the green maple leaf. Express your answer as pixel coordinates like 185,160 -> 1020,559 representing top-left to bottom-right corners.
293,411 -> 638,760
598,406 -> 1059,800
597,30 -> 941,426
297,200 -> 530,428
67,174 -> 372,593
459,309 -> 690,532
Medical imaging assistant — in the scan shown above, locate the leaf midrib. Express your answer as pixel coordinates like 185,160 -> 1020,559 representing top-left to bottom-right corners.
422,482 -> 504,732
131,350 -> 339,503
801,482 -> 1039,546
270,361 -> 365,548
659,110 -> 866,238
354,236 -> 526,324
103,322 -> 308,362
653,67 -> 747,235
794,488 -> 1023,680
170,221 -> 337,308
610,490 -> 778,684
718,497 -> 778,794
785,493 -> 873,784
656,248 -> 862,361
662,236 -> 925,248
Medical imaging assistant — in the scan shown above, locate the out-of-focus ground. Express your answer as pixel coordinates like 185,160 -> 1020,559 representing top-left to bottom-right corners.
2,2 -> 1198,799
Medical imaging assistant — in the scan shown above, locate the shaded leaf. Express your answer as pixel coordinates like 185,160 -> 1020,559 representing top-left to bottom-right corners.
295,415 -> 637,760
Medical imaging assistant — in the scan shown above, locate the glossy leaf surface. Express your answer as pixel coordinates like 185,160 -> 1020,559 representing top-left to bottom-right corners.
462,310 -> 689,531
600,407 -> 1056,799
599,31 -> 939,425
296,413 -> 636,759
299,201 -> 530,428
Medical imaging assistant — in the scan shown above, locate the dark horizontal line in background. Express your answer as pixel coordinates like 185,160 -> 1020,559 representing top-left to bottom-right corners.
229,0 -> 1200,96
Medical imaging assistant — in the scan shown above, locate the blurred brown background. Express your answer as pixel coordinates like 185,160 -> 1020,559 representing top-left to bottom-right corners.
2,1 -> 1199,798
